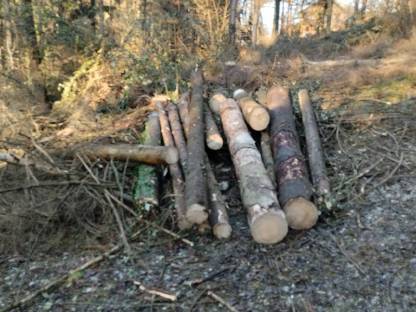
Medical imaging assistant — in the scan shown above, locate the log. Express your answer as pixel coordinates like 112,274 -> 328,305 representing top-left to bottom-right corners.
298,90 -> 331,198
77,144 -> 178,165
260,131 -> 277,187
177,92 -> 190,138
167,102 -> 188,171
209,89 -> 228,114
132,112 -> 161,209
233,89 -> 270,131
185,69 -> 208,224
206,161 -> 232,239
157,103 -> 192,230
205,107 -> 224,150
266,86 -> 318,230
217,98 -> 287,244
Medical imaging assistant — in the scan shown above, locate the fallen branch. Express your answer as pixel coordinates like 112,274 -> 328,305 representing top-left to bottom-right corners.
133,281 -> 177,301
167,102 -> 188,171
205,107 -> 223,150
301,55 -> 379,67
207,291 -> 239,312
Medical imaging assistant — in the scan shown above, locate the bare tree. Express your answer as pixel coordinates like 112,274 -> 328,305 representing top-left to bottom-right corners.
273,0 -> 281,35
229,0 -> 238,44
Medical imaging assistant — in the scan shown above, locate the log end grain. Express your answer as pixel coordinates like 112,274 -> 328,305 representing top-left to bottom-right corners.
186,203 -> 209,224
207,134 -> 224,150
213,223 -> 232,239
209,93 -> 227,113
248,106 -> 270,131
284,197 -> 319,230
164,146 -> 180,164
250,210 -> 288,244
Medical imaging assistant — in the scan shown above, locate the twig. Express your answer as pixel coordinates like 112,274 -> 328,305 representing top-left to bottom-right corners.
186,267 -> 231,287
329,233 -> 366,276
133,281 -> 177,301
372,153 -> 403,189
207,291 -> 239,312
0,228 -> 143,312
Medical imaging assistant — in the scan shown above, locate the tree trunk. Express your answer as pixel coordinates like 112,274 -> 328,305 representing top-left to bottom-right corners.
251,0 -> 260,46
21,0 -> 41,64
324,0 -> 333,33
133,112 -> 161,210
205,107 -> 223,150
217,97 -> 288,244
266,86 -> 319,230
1,0 -> 15,69
158,103 -> 192,230
167,102 -> 188,172
233,89 -> 270,131
229,0 -> 238,45
77,144 -> 179,165
260,131 -> 277,187
273,0 -> 281,35
206,160 -> 232,239
177,92 -> 190,138
185,70 -> 208,224
298,90 -> 330,200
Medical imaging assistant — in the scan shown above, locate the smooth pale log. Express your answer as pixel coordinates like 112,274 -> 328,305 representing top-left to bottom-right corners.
233,89 -> 270,131
177,92 -> 190,138
133,112 -> 161,209
266,86 -> 318,230
219,98 -> 288,244
158,103 -> 192,230
205,107 -> 224,150
185,70 -> 208,224
167,103 -> 188,171
260,131 -> 277,187
209,90 -> 228,114
77,144 -> 178,165
298,89 -> 331,197
206,161 -> 232,239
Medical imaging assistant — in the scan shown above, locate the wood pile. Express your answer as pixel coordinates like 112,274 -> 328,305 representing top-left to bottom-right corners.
129,70 -> 330,244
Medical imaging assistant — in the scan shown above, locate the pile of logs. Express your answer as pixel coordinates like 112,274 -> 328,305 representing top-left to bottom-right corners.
132,69 -> 330,245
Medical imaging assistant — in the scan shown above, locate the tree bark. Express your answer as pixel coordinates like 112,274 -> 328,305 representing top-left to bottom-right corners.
233,89 -> 270,131
266,86 -> 319,230
251,0 -> 260,46
167,102 -> 188,172
273,0 -> 281,35
133,112 -> 161,210
229,0 -> 238,45
324,0 -> 334,33
205,107 -> 223,150
206,160 -> 232,239
158,103 -> 192,230
217,97 -> 288,244
298,89 -> 331,208
77,144 -> 178,165
185,70 -> 208,224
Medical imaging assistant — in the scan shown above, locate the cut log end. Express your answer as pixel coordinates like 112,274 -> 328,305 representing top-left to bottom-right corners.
164,146 -> 179,164
250,211 -> 288,244
248,107 -> 270,131
213,223 -> 232,239
186,204 -> 208,224
284,197 -> 319,230
207,134 -> 224,150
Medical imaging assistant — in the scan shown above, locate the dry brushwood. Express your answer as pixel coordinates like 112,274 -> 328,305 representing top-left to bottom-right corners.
132,112 -> 161,209
205,107 -> 224,150
266,86 -> 319,230
167,102 -> 188,171
233,89 -> 270,131
158,103 -> 192,230
216,97 -> 288,244
185,69 -> 208,224
298,89 -> 331,201
76,144 -> 178,165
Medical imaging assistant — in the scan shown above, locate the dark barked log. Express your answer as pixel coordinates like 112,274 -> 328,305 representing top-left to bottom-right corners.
185,69 -> 209,224
233,89 -> 270,131
298,89 -> 331,206
132,112 -> 161,209
167,102 -> 188,172
266,86 -> 319,230
157,103 -> 192,230
205,106 -> 224,150
77,144 -> 178,165
217,97 -> 288,244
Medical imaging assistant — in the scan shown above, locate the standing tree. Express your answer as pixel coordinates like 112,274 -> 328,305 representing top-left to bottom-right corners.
273,0 -> 281,35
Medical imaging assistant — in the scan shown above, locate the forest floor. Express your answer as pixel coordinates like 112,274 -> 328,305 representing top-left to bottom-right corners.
1,30 -> 416,311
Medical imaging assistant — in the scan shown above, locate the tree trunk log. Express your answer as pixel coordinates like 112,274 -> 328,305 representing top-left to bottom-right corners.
206,160 -> 232,239
217,97 -> 287,244
209,89 -> 228,114
298,90 -> 331,199
233,89 -> 270,131
205,107 -> 224,150
132,112 -> 161,209
167,102 -> 188,172
266,86 -> 318,230
260,131 -> 277,187
177,92 -> 190,138
158,103 -> 192,230
185,70 -> 208,224
77,144 -> 178,165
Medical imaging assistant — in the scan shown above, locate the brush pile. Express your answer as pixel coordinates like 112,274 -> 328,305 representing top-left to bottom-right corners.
136,69 -> 332,245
